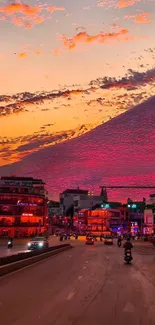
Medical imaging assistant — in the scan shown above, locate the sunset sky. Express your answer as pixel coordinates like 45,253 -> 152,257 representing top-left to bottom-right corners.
0,0 -> 155,198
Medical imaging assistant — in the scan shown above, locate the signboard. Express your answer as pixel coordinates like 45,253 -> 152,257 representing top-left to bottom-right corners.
17,202 -> 38,207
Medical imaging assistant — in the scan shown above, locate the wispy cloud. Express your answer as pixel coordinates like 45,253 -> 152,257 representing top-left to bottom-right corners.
0,88 -> 91,117
0,3 -> 41,15
0,124 -> 96,166
90,67 -> 155,90
135,13 -> 152,24
124,12 -> 152,24
0,2 -> 65,29
47,6 -> 65,13
0,65 -> 154,167
58,28 -> 133,51
97,2 -> 105,7
52,48 -> 61,56
117,0 -> 137,8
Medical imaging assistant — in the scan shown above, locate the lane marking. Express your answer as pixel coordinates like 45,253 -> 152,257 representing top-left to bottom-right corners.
67,291 -> 75,300
78,276 -> 83,280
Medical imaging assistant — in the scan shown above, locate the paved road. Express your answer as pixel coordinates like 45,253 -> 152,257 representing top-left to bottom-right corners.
0,237 -> 64,257
0,240 -> 155,325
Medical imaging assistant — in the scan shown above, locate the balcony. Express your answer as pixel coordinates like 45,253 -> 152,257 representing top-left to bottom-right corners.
0,221 -> 44,227
0,188 -> 47,197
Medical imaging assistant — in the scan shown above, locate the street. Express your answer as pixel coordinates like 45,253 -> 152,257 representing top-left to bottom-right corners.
0,240 -> 155,325
0,236 -> 63,257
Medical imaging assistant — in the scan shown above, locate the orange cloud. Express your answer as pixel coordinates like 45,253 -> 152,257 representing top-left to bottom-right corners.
12,16 -> 24,27
52,48 -> 61,55
97,1 -> 104,7
35,50 -> 42,55
47,6 -> 65,13
124,12 -> 152,24
0,4 -> 41,15
117,0 -> 136,8
60,29 -> 129,50
18,52 -> 27,58
0,3 -> 45,29
135,13 -> 152,24
34,15 -> 45,24
0,3 -> 65,29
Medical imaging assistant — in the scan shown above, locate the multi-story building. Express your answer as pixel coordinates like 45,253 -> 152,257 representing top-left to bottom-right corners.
60,187 -> 107,216
76,201 -> 129,233
47,200 -> 60,217
0,176 -> 48,237
143,195 -> 155,234
127,201 -> 145,233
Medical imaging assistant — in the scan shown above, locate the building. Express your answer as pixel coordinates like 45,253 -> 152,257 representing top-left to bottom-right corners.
0,176 -> 48,237
127,200 -> 146,233
147,194 -> 155,205
125,197 -> 155,235
77,203 -> 129,234
47,200 -> 60,217
60,187 -> 107,217
143,207 -> 155,235
143,195 -> 155,234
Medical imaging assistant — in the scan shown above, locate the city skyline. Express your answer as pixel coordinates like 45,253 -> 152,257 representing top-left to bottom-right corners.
0,0 -> 155,200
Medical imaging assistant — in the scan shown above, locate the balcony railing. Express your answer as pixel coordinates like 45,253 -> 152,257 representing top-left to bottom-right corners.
0,189 -> 47,197
0,222 -> 44,227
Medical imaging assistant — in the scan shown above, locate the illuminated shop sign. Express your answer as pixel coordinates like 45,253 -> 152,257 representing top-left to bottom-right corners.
17,202 -> 38,206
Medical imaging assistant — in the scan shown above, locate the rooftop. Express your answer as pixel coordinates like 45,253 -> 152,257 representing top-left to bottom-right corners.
62,188 -> 89,195
0,176 -> 45,185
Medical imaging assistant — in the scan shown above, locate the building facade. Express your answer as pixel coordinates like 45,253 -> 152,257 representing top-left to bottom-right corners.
0,176 -> 48,237
144,206 -> 155,234
60,188 -> 107,216
77,205 -> 129,234
47,200 -> 60,217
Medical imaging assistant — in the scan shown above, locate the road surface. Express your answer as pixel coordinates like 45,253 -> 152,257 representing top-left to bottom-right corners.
0,240 -> 155,325
0,236 -> 63,257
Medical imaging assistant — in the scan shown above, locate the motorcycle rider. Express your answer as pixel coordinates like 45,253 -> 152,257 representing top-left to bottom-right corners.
117,235 -> 122,246
8,236 -> 13,248
123,237 -> 133,254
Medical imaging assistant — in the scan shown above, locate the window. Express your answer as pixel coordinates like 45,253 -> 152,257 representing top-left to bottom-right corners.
74,200 -> 78,207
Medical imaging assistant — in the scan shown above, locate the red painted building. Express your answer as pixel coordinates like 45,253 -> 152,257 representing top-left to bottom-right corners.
0,176 -> 48,237
77,206 -> 128,234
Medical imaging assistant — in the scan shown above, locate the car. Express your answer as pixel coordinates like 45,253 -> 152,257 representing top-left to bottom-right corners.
86,235 -> 94,245
104,235 -> 113,245
27,237 -> 49,250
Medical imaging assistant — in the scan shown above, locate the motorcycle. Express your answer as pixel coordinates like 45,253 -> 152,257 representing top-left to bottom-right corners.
124,249 -> 133,264
8,239 -> 13,248
117,240 -> 121,247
